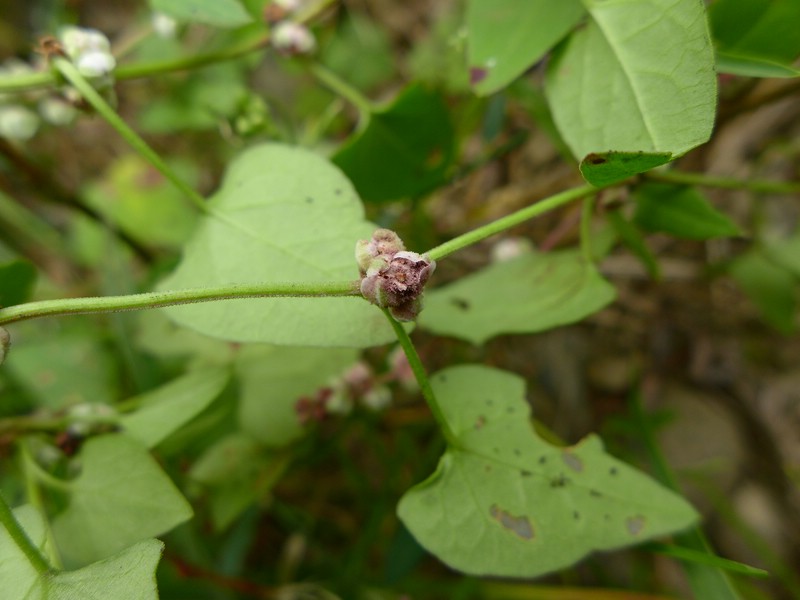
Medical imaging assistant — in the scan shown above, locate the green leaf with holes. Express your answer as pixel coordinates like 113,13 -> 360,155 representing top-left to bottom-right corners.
159,143 -> 395,347
546,0 -> 716,185
149,0 -> 253,28
52,434 -> 192,566
710,0 -> 800,77
418,250 -> 616,345
332,84 -> 455,202
398,365 -> 698,577
120,367 -> 230,448
633,183 -> 741,239
466,0 -> 585,95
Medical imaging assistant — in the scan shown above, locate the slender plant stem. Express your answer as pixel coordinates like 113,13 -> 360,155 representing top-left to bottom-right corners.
425,183 -> 600,261
646,170 -> 800,194
382,309 -> 459,447
19,442 -> 64,569
0,281 -> 360,325
53,57 -> 209,213
308,63 -> 375,117
580,196 -> 594,263
0,491 -> 52,574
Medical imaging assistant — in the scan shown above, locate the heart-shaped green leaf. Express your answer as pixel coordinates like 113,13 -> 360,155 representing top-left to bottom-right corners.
149,0 -> 253,28
159,143 -> 395,348
236,344 -> 358,446
1,505 -> 163,600
546,0 -> 717,184
633,183 -> 741,239
398,365 -> 699,577
120,367 -> 230,448
332,85 -> 455,202
466,0 -> 585,95
418,250 -> 616,345
52,434 -> 192,566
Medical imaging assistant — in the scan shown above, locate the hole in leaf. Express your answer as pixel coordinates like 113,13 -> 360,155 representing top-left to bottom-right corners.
489,504 -> 535,540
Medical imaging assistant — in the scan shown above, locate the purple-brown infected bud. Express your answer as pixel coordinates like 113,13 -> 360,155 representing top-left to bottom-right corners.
357,228 -> 435,321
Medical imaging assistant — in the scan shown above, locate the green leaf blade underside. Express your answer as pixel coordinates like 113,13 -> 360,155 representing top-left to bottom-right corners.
1,507 -> 163,600
120,367 -> 230,448
160,143 -> 395,348
418,250 -> 616,345
710,0 -> 800,67
332,85 -> 455,203
52,434 -> 192,566
715,53 -> 800,78
236,345 -> 358,446
0,259 -> 37,308
48,539 -> 163,600
546,0 -> 717,184
633,183 -> 742,239
149,0 -> 253,28
466,0 -> 586,96
728,249 -> 797,334
398,365 -> 699,577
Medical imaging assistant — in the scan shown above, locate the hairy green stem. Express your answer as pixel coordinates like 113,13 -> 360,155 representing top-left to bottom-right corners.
383,310 -> 459,447
0,281 -> 360,325
0,491 -> 52,574
53,57 -> 209,213
308,63 -> 375,118
646,170 -> 800,194
426,183 -> 600,261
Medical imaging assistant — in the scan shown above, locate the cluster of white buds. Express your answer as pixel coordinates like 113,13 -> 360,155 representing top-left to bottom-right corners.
266,0 -> 316,57
356,229 -> 436,322
60,26 -> 116,78
0,57 -> 81,140
294,351 -> 418,423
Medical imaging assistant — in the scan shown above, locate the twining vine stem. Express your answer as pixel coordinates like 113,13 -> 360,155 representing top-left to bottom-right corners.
0,492 -> 52,574
53,58 -> 210,214
0,281 -> 361,325
382,309 -> 459,448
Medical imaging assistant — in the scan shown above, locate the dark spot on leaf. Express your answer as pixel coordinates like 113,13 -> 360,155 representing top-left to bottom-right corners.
520,470 -> 532,477
513,448 -> 521,457
484,464 -> 492,473
475,415 -> 487,430
562,452 -> 584,473
489,504 -> 534,540
604,514 -> 611,521
470,67 -> 488,85
626,515 -> 646,536
506,406 -> 515,414
425,147 -> 444,169
573,511 -> 580,520
492,447 -> 500,454
335,188 -> 342,195
610,467 -> 618,476
550,474 -> 569,488
590,489 -> 603,498
586,153 -> 607,165
305,196 -> 314,203
538,456 -> 547,465
451,297 -> 470,311
486,398 -> 494,406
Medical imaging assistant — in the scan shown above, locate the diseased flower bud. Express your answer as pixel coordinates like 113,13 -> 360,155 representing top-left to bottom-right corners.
355,228 -> 405,275
357,229 -> 435,321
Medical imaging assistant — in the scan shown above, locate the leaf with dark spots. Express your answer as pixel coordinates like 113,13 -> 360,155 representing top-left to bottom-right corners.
469,67 -> 488,84
398,365 -> 697,577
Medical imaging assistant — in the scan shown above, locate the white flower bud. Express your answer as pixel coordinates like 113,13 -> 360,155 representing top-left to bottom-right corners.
0,105 -> 39,140
152,12 -> 178,38
38,97 -> 78,126
272,22 -> 316,56
76,50 -> 116,77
